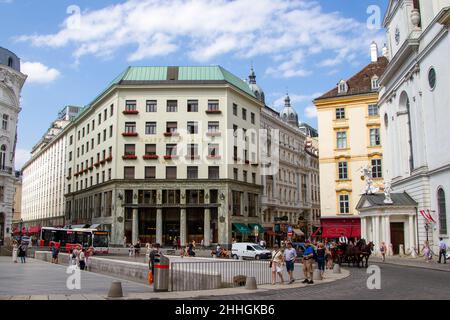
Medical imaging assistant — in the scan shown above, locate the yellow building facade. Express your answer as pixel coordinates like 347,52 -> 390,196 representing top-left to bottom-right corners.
314,52 -> 388,239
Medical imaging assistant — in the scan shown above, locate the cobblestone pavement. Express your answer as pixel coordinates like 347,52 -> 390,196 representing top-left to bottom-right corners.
370,256 -> 450,272
195,263 -> 450,300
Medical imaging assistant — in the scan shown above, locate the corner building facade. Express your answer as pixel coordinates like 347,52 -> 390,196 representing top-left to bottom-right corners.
64,66 -> 263,247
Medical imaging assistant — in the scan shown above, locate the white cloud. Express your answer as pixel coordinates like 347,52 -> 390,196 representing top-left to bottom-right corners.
15,148 -> 31,170
304,105 -> 318,119
21,62 -> 61,84
17,0 -> 383,75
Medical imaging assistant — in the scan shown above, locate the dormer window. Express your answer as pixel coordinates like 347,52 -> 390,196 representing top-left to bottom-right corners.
338,80 -> 348,94
371,75 -> 380,90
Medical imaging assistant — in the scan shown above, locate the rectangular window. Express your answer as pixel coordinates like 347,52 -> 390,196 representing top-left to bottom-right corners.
145,122 -> 156,135
145,100 -> 157,113
207,100 -> 220,111
208,121 -> 219,133
208,144 -> 219,157
338,161 -> 348,180
233,103 -> 238,116
145,144 -> 156,156
145,166 -> 156,179
371,159 -> 383,178
104,109 -> 107,121
339,194 -> 350,214
166,144 -> 177,156
125,100 -> 137,112
232,191 -> 242,216
92,119 -> 95,131
251,112 -> 255,124
336,131 -> 347,149
252,172 -> 256,184
110,104 -> 114,116
124,144 -> 135,156
243,170 -> 248,182
370,128 -> 381,146
187,166 -> 198,179
82,127 -> 85,137
208,166 -> 219,179
108,169 -> 111,180
242,108 -> 247,120
166,122 -> 177,134
167,100 -> 178,112
187,100 -> 198,112
166,166 -> 177,179
98,113 -> 101,125
69,152 -> 72,161
103,129 -> 107,141
125,122 -> 136,134
187,121 -> 198,134
124,166 -> 135,179
87,124 -> 90,134
69,136 -> 73,145
187,144 -> 198,158
368,104 -> 379,116
109,125 -> 113,138
336,108 -> 345,120
233,168 -> 238,180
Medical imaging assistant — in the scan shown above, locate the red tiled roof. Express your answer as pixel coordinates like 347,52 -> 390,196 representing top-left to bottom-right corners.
315,57 -> 388,101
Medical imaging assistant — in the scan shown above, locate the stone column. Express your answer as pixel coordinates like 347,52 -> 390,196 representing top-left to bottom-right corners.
408,215 -> 415,251
380,215 -> 386,245
156,209 -> 163,245
132,208 -> 139,244
374,216 -> 380,254
180,208 -> 187,247
204,208 -> 211,247
361,217 -> 367,240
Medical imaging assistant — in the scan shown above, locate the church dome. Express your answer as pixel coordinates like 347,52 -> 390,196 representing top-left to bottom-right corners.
280,94 -> 299,127
248,67 -> 265,104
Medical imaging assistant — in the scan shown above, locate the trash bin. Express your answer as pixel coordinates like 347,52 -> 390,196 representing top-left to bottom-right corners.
153,254 -> 170,292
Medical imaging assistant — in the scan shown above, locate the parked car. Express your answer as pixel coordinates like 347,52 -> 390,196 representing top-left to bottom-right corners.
231,243 -> 272,260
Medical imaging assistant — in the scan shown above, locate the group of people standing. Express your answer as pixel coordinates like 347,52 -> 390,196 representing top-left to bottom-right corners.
68,245 -> 94,270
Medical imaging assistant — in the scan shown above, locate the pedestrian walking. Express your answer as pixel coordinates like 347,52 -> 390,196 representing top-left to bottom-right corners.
302,240 -> 314,284
316,243 -> 326,278
85,246 -> 94,271
12,240 -> 18,263
128,243 -> 135,257
18,242 -> 27,263
438,238 -> 447,264
51,243 -> 60,264
270,244 -> 285,285
380,242 -> 387,262
422,241 -> 432,263
123,236 -> 127,248
78,248 -> 86,270
72,246 -> 80,266
325,242 -> 333,270
283,241 -> 297,284
148,243 -> 161,285
134,241 -> 141,257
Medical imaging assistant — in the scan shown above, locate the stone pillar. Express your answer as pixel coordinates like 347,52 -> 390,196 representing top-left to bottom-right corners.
180,208 -> 187,247
374,216 -> 380,254
386,216 -> 392,255
204,208 -> 211,247
132,208 -> 139,244
156,209 -> 163,245
380,215 -> 386,245
408,215 -> 415,252
361,217 -> 367,240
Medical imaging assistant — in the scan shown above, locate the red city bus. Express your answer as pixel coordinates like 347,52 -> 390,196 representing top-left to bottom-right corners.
40,227 -> 109,254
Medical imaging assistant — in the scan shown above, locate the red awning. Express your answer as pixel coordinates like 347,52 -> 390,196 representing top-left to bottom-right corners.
311,227 -> 321,237
321,218 -> 361,238
29,226 -> 41,233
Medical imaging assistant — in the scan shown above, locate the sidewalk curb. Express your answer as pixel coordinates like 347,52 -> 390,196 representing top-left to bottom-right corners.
373,260 -> 450,273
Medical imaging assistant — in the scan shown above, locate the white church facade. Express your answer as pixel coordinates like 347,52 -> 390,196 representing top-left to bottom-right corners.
378,0 -> 450,253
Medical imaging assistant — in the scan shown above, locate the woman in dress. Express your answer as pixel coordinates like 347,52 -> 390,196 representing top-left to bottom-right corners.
422,241 -> 432,262
271,244 -> 285,285
380,242 -> 387,262
12,240 -> 18,263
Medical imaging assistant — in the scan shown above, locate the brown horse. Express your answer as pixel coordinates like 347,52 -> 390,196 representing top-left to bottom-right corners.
359,241 -> 374,268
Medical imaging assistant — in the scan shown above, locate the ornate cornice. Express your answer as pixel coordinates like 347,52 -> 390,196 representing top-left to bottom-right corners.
0,66 -> 27,100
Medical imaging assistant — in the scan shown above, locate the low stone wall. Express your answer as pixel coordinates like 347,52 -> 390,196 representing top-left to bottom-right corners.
34,251 -> 222,290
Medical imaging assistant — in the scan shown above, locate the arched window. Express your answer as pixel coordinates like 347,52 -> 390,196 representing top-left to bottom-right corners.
399,91 -> 414,172
0,145 -> 6,170
7,57 -> 13,68
438,188 -> 447,235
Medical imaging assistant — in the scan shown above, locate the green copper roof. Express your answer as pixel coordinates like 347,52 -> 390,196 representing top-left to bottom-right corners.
76,66 -> 256,122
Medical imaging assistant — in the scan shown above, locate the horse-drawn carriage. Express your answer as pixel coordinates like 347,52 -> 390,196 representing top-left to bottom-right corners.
331,239 -> 374,268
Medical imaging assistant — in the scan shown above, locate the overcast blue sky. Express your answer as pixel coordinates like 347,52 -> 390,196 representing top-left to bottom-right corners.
0,0 -> 388,169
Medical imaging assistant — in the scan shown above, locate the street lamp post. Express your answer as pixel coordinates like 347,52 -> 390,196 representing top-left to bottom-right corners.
424,222 -> 429,244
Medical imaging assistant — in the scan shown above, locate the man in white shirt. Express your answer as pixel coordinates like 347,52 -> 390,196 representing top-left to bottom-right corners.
338,233 -> 349,245
438,238 -> 447,264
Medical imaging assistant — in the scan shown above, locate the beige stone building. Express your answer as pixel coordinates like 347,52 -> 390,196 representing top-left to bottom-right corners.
314,48 -> 388,240
64,66 -> 264,247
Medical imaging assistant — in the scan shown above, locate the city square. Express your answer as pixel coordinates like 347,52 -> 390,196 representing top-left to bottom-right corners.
0,0 -> 449,307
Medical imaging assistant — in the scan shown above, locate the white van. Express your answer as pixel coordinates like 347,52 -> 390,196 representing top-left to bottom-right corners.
231,242 -> 272,260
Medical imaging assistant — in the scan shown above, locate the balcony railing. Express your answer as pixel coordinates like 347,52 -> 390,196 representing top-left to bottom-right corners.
205,110 -> 222,114
164,132 -> 179,137
206,132 -> 221,137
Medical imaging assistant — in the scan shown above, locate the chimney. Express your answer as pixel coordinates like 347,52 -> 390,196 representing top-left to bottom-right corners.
370,41 -> 378,63
382,43 -> 388,58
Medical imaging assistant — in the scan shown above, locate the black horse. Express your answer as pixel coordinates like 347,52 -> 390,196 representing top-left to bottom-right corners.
358,240 -> 374,268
